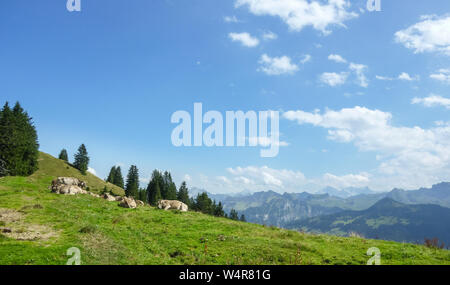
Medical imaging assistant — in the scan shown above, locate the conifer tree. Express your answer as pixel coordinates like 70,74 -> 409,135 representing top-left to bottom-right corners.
125,165 -> 139,199
106,166 -> 116,183
0,102 -> 39,176
147,170 -> 163,206
240,214 -> 246,222
73,144 -> 89,175
113,166 -> 124,188
214,201 -> 225,217
229,209 -> 239,220
177,181 -> 190,205
58,149 -> 68,162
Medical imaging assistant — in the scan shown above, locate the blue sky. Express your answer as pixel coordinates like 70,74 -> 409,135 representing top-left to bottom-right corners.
1,0 -> 450,194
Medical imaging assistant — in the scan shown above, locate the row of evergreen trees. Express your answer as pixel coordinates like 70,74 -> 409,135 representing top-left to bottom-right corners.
0,102 -> 39,177
104,163 -> 245,221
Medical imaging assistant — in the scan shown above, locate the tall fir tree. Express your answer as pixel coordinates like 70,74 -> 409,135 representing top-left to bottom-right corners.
125,165 -> 139,199
138,188 -> 146,202
113,166 -> 124,188
58,149 -> 68,162
0,102 -> 39,177
147,170 -> 163,205
214,201 -> 225,217
73,144 -> 89,175
106,166 -> 116,183
177,181 -> 190,206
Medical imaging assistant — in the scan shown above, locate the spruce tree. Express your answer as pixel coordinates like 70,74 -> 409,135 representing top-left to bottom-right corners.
240,214 -> 246,222
58,149 -> 68,162
229,209 -> 239,220
73,144 -> 89,175
125,165 -> 139,199
138,188 -> 146,202
106,166 -> 116,183
113,166 -> 124,188
177,181 -> 190,205
0,102 -> 39,176
214,201 -> 225,217
147,170 -> 163,206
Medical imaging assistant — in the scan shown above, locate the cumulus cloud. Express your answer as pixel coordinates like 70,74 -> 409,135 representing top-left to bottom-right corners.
328,54 -> 347,63
235,0 -> 358,35
319,72 -> 348,86
412,94 -> 450,109
283,106 -> 450,190
349,63 -> 369,87
229,32 -> 260,47
398,72 -> 419,81
321,172 -> 370,189
395,15 -> 450,56
258,54 -> 299,75
430,69 -> 450,84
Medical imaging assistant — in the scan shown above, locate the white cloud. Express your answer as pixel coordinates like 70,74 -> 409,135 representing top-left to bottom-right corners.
376,73 -> 418,82
395,15 -> 450,56
283,106 -> 450,190
224,16 -> 240,23
398,72 -> 419,81
321,172 -> 370,189
349,63 -> 369,87
300,54 -> 312,64
375,75 -> 394,81
412,94 -> 450,109
258,54 -> 299,75
262,31 -> 278,40
229,32 -> 260,47
328,54 -> 347,63
87,167 -> 97,176
227,166 -> 306,190
430,69 -> 450,84
235,0 -> 358,35
319,72 -> 348,86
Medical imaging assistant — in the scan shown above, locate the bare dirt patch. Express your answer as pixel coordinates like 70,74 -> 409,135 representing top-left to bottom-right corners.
0,208 -> 58,241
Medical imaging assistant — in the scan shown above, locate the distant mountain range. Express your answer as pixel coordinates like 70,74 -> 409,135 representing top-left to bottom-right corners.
194,183 -> 450,237
286,198 -> 450,246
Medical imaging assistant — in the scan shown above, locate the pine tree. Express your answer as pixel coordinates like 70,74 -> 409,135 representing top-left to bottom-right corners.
240,214 -> 246,222
177,181 -> 190,205
58,149 -> 68,162
125,165 -> 139,199
73,144 -> 89,175
113,166 -> 124,188
0,102 -> 39,177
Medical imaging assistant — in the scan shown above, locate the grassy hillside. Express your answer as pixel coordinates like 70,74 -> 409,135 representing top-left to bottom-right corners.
31,152 -> 124,196
0,153 -> 449,265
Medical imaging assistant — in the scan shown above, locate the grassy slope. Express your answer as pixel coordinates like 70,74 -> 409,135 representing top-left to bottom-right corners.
0,153 -> 449,265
